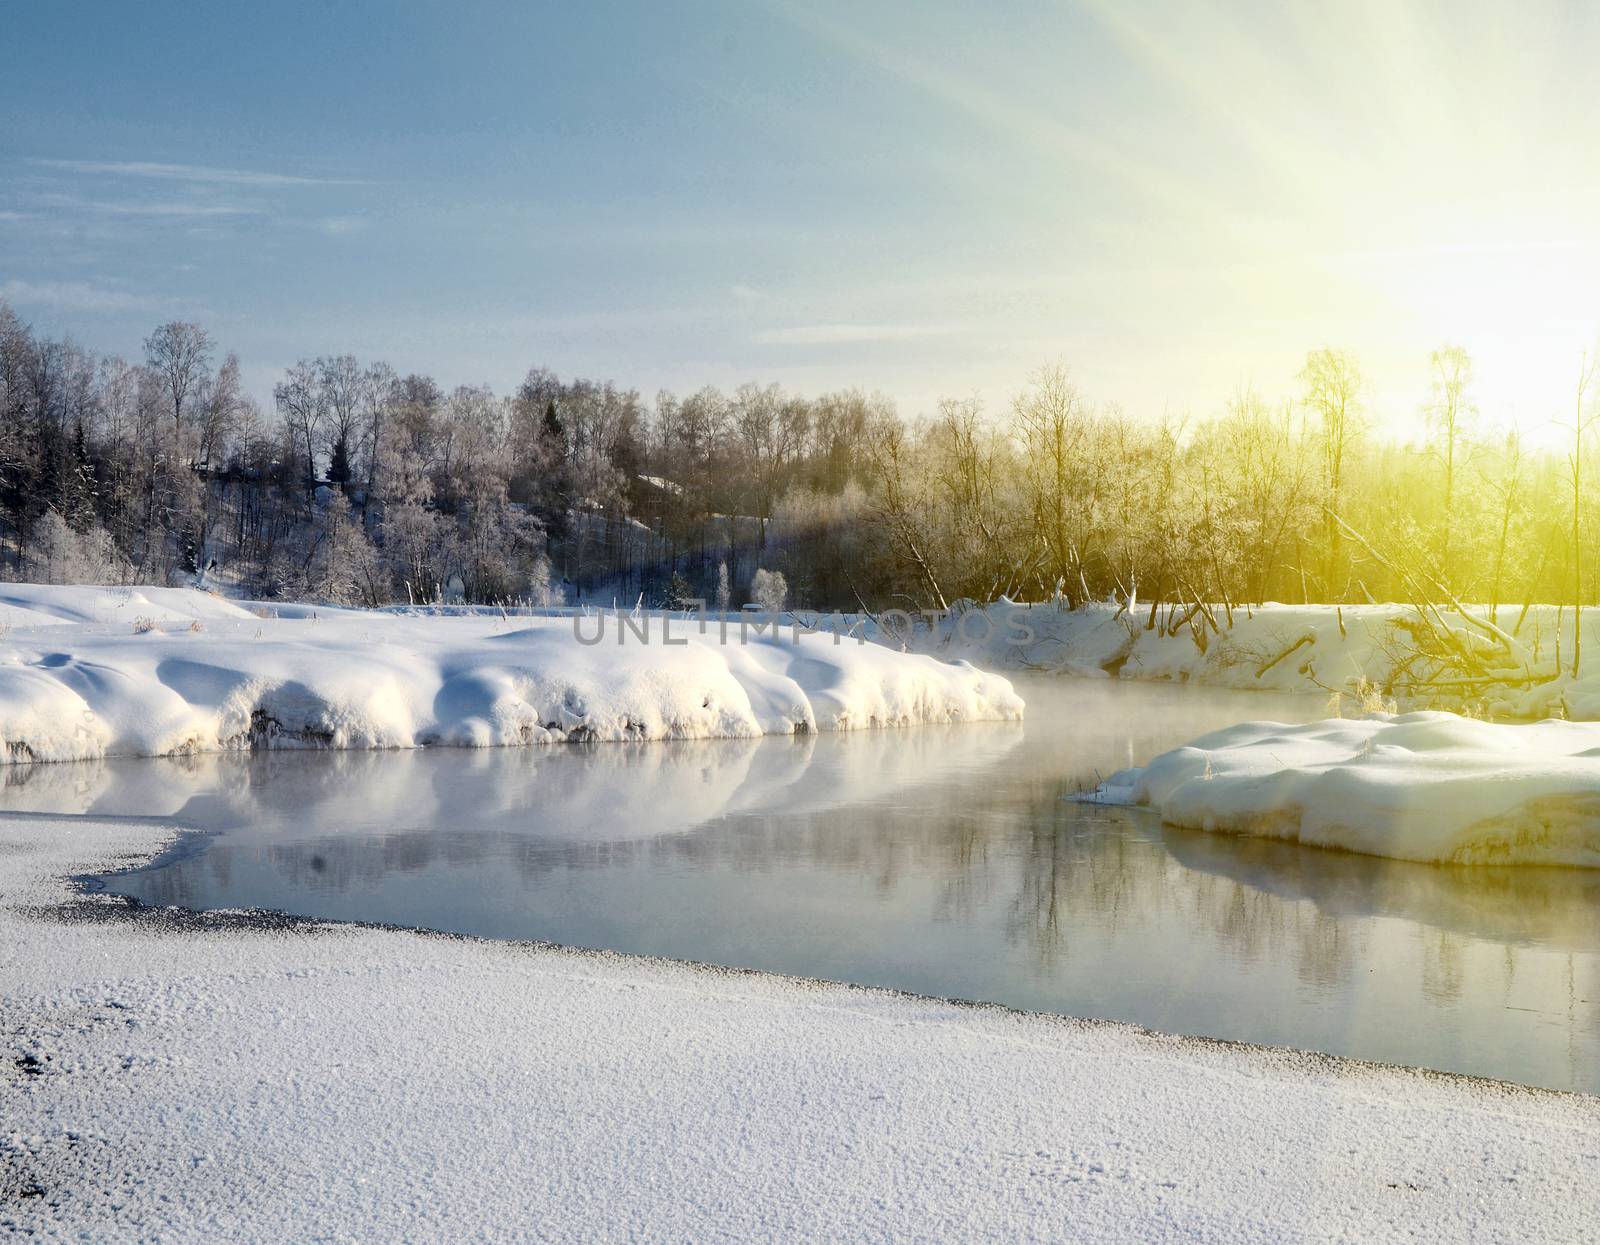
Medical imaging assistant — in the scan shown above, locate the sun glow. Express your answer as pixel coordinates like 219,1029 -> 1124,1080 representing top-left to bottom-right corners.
1011,0 -> 1600,442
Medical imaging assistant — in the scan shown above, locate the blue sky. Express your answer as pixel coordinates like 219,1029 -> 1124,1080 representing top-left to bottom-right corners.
5,1 -> 1600,435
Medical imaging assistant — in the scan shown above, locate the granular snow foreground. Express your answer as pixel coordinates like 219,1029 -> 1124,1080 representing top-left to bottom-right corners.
0,587 -> 1022,763
4,818 -> 1597,1243
1083,712 -> 1600,866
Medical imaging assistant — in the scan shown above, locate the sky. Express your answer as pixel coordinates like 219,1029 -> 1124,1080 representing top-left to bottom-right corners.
5,0 -> 1600,442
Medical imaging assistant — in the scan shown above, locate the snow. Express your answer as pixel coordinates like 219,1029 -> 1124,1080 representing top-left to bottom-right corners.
914,600 -> 1600,719
0,586 -> 1022,763
635,472 -> 684,495
0,584 -> 257,630
1081,712 -> 1600,865
4,818 -> 1597,1242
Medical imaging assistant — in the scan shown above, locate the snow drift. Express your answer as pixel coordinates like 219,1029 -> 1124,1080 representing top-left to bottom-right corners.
1082,712 -> 1600,866
0,587 -> 1022,763
0,583 -> 258,630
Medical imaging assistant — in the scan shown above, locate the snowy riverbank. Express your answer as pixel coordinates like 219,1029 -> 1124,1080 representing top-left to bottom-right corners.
1081,712 -> 1600,866
0,586 -> 1020,763
4,816 -> 1597,1242
912,599 -> 1600,719
14,585 -> 1600,744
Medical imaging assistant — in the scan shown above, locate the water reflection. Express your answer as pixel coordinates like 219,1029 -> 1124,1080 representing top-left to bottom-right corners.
13,678 -> 1597,1093
1166,828 -> 1600,954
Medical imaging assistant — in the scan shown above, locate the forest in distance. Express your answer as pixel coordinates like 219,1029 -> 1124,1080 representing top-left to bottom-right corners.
3,296 -> 1598,622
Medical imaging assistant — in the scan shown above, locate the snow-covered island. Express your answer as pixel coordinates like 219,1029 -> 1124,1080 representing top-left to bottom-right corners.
1080,712 -> 1600,866
0,585 -> 1022,764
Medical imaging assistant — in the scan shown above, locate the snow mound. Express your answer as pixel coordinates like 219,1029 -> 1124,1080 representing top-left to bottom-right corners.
1082,712 -> 1600,866
0,608 -> 1022,763
0,584 -> 257,628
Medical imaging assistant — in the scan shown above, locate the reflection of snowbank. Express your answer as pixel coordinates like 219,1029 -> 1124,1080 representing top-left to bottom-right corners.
1164,827 -> 1600,951
1086,713 -> 1600,866
1,716 -> 1024,847
0,587 -> 1021,763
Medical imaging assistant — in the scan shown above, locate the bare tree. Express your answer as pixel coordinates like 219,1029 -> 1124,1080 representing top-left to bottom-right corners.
1425,345 -> 1476,587
1299,348 -> 1363,597
1563,350 -> 1600,678
929,396 -> 1012,598
198,352 -> 245,470
863,412 -> 947,610
1482,428 -> 1526,626
1012,363 -> 1095,604
361,362 -> 397,502
274,359 -> 325,489
143,321 -> 214,451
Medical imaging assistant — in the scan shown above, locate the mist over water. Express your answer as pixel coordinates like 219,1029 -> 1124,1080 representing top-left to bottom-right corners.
14,676 -> 1599,1093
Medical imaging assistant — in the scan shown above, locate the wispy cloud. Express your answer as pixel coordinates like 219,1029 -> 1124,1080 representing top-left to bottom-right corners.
315,214 -> 367,236
33,158 -> 363,187
0,278 -> 160,313
27,191 -> 257,218
99,200 -> 255,218
755,323 -> 955,345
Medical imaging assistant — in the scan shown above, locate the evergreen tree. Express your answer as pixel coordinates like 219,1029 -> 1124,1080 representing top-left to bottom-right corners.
328,433 -> 352,487
67,422 -> 98,529
537,398 -> 571,543
665,570 -> 695,609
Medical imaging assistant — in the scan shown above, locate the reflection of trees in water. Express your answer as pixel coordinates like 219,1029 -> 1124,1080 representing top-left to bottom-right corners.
94,679 -> 1600,1050
1167,828 -> 1600,950
1166,827 -> 1600,1031
1007,814 -> 1142,967
74,680 -> 1294,911
1422,929 -> 1464,1003
1001,815 -> 1600,1091
930,816 -> 993,924
203,840 -> 234,897
130,747 -> 1600,1032
994,806 -> 1359,988
982,799 -> 1600,1013
1009,825 -> 1065,962
1292,906 -> 1353,994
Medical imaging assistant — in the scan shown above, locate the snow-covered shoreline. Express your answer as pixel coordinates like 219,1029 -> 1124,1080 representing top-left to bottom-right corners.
0,586 -> 1021,764
913,599 -> 1600,718
14,585 -> 1600,758
4,815 -> 1598,1242
1081,712 -> 1600,866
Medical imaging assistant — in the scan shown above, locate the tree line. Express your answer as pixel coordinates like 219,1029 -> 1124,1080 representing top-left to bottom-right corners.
1,298 -> 1596,618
